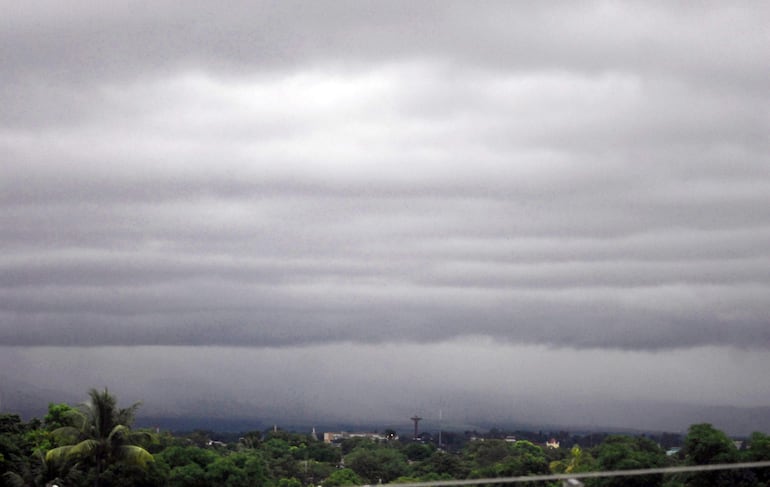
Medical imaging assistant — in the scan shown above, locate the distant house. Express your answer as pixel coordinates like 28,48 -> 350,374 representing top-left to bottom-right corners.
546,438 -> 560,449
324,432 -> 346,443
505,436 -> 517,443
666,447 -> 681,456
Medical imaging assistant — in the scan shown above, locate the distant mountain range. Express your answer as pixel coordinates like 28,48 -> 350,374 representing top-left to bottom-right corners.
0,375 -> 80,418
3,375 -> 768,436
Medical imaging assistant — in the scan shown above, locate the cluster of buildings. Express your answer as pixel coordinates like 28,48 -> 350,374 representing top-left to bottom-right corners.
322,431 -> 393,443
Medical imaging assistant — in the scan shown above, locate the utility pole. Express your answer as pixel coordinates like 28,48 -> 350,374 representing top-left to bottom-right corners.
438,409 -> 442,448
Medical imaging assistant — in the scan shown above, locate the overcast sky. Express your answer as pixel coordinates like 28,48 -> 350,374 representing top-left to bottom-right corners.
2,1 -> 770,433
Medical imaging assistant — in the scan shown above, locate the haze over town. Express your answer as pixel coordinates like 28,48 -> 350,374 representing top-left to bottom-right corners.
2,1 -> 769,435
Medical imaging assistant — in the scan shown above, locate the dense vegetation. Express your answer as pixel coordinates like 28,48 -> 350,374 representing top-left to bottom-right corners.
2,389 -> 769,486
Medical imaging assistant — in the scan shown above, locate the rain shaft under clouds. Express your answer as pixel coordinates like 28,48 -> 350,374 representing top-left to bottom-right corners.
1,1 -> 770,430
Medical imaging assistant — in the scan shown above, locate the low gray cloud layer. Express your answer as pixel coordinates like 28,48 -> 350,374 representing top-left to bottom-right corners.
1,2 -> 769,353
4,342 -> 770,434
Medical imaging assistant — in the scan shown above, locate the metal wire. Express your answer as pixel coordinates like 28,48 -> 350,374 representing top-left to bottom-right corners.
368,460 -> 770,487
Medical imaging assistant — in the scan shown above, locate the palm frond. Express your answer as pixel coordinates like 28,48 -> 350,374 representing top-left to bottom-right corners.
46,439 -> 99,464
117,401 -> 142,426
116,445 -> 154,468
46,445 -> 75,464
62,408 -> 88,430
87,387 -> 118,438
45,387 -> 151,482
50,426 -> 82,445
1,471 -> 26,487
108,424 -> 130,443
68,439 -> 99,458
127,430 -> 155,446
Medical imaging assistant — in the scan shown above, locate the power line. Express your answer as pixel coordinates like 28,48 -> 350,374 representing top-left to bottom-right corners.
371,461 -> 770,487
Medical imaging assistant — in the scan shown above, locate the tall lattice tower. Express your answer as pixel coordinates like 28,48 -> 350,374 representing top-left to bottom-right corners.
410,415 -> 423,439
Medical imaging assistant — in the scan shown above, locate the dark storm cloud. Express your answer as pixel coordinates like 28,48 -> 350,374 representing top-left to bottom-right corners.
1,1 -> 769,352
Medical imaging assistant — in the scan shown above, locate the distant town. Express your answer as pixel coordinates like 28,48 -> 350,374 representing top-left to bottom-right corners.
2,388 -> 769,487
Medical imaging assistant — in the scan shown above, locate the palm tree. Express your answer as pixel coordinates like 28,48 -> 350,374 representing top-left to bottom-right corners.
2,449 -> 83,487
45,388 -> 154,487
549,445 -> 592,474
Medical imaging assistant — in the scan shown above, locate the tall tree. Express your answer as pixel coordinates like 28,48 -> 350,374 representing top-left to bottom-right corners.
682,423 -> 754,487
346,446 -> 408,483
591,435 -> 667,487
549,445 -> 595,475
45,388 -> 153,487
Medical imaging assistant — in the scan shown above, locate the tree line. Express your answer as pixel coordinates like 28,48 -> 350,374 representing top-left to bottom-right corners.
1,388 -> 769,486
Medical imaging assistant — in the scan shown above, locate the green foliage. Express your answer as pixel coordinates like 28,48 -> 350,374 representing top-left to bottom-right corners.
462,439 -> 549,481
44,403 -> 79,432
0,415 -> 25,435
416,471 -> 456,482
240,431 -> 263,450
323,468 -> 363,487
0,415 -> 70,487
306,441 -> 341,463
339,437 -> 377,455
346,446 -> 408,483
202,451 -> 269,487
99,459 -> 170,487
413,450 -> 469,479
2,447 -> 86,487
404,442 -> 435,461
6,394 -> 770,487
590,435 -> 667,487
278,476 -> 302,487
746,432 -> 770,484
747,432 -> 770,461
262,437 -> 301,480
0,416 -> 25,470
682,423 -> 752,487
159,445 -> 218,469
550,445 -> 596,474
168,462 -> 207,487
391,474 -> 422,483
685,423 -> 738,465
499,441 -> 548,477
301,459 -> 335,485
465,439 -> 511,467
44,388 -> 154,487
